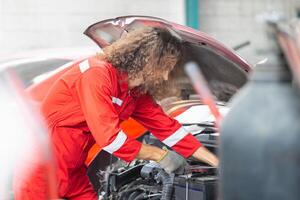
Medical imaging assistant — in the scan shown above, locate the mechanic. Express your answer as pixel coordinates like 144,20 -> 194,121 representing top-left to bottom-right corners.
17,27 -> 219,199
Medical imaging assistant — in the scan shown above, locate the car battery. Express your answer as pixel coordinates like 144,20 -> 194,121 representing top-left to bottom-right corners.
174,175 -> 218,200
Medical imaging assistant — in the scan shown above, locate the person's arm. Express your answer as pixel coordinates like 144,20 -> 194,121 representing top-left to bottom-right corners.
137,143 -> 189,174
75,61 -> 142,162
132,94 -> 219,167
192,146 -> 219,167
136,143 -> 166,162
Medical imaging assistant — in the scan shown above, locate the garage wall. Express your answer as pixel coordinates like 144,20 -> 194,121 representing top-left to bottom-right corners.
2,0 -> 299,64
199,0 -> 300,64
0,0 -> 185,56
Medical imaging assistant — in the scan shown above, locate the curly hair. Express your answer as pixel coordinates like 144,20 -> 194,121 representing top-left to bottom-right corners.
99,26 -> 183,99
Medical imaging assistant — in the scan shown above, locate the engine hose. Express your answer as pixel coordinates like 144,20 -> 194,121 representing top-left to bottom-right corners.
119,188 -> 141,200
128,191 -> 143,200
156,170 -> 174,200
133,192 -> 148,200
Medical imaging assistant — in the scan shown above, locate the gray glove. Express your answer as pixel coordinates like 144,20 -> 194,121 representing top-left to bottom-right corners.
158,149 -> 188,174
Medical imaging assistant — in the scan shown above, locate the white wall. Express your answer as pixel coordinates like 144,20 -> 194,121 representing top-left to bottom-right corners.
3,0 -> 298,64
0,0 -> 185,55
199,0 -> 300,64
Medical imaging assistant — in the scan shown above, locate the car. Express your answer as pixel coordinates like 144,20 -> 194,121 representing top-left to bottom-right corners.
1,15 -> 251,200
0,47 -> 100,87
82,15 -> 251,200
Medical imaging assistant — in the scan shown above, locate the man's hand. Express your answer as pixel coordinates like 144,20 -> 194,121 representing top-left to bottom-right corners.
136,144 -> 187,174
136,144 -> 219,173
192,146 -> 219,167
157,149 -> 187,174
136,143 -> 166,162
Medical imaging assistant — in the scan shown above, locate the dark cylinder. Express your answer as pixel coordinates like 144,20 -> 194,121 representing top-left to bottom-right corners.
220,63 -> 300,200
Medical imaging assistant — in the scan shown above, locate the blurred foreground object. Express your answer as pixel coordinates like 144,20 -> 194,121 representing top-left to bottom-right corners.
273,19 -> 300,87
0,69 -> 57,199
220,17 -> 300,200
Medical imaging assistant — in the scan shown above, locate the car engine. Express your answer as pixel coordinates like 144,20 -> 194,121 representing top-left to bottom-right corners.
87,122 -> 219,200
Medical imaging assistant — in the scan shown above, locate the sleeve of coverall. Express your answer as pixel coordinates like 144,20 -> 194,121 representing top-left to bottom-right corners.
132,94 -> 202,158
76,67 -> 142,162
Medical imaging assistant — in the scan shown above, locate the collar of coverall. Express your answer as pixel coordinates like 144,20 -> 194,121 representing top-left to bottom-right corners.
116,69 -> 129,92
90,55 -> 130,93
116,69 -> 142,98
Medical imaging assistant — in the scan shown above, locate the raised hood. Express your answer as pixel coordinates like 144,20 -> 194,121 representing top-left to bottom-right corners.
84,15 -> 252,102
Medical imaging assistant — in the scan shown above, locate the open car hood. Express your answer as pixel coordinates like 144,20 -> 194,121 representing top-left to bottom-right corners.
84,15 -> 252,102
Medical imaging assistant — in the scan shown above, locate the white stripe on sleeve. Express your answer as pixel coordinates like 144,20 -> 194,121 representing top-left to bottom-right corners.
103,130 -> 127,154
162,127 -> 189,147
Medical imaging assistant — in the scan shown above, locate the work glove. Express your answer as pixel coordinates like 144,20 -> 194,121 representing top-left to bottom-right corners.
158,148 -> 188,174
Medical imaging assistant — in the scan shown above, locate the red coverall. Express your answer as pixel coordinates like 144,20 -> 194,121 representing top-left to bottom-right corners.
17,55 -> 202,199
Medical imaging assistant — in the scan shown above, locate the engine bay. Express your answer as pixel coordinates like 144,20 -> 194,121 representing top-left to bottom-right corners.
87,120 -> 219,200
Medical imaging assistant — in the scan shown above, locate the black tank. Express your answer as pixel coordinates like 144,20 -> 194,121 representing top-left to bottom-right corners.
220,61 -> 300,200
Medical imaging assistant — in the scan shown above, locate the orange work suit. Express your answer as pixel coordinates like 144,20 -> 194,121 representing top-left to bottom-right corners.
16,56 -> 202,199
